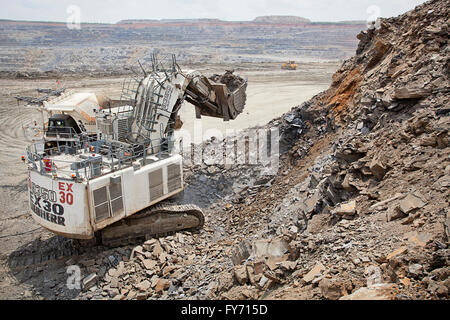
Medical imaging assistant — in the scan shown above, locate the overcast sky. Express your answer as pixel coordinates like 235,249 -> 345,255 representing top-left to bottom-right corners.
1,0 -> 428,23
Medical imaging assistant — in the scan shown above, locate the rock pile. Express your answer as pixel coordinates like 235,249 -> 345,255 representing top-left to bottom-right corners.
73,232 -> 238,300
210,0 -> 449,300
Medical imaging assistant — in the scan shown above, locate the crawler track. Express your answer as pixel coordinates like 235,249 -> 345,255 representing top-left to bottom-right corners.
100,203 -> 204,247
7,202 -> 204,269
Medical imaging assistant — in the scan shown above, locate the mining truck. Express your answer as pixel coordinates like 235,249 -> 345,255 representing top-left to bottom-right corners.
23,54 -> 247,246
17,90 -> 130,149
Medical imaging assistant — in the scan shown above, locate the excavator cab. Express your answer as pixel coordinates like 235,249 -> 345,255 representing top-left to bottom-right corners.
44,114 -> 83,152
46,114 -> 81,138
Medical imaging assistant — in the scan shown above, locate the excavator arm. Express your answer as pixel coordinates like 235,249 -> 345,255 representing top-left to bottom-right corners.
125,56 -> 247,153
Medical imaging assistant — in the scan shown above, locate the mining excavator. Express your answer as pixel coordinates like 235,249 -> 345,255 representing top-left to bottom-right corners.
23,54 -> 247,246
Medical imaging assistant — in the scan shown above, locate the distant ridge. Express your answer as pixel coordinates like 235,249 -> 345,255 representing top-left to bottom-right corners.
0,17 -> 365,26
253,16 -> 311,23
117,19 -> 158,24
117,18 -> 223,24
115,16 -> 365,25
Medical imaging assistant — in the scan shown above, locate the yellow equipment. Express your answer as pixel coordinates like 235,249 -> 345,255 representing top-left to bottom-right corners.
281,61 -> 298,70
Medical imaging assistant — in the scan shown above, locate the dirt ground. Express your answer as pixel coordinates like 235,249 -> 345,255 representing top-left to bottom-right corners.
0,61 -> 339,299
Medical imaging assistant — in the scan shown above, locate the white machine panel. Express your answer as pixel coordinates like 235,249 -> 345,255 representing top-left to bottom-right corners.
87,154 -> 184,232
28,170 -> 93,239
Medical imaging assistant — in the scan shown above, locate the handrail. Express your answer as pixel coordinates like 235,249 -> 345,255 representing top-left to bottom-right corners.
25,126 -> 174,181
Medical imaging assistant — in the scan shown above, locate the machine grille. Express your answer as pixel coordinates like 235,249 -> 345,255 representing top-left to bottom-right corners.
98,120 -> 113,135
109,177 -> 124,216
117,117 -> 131,141
93,177 -> 124,222
149,168 -> 163,200
93,186 -> 110,222
167,163 -> 181,193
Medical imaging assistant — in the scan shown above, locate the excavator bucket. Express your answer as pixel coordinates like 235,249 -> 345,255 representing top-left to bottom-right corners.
185,70 -> 247,121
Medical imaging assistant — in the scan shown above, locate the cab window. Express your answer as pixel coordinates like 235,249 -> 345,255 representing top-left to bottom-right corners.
49,120 -> 65,127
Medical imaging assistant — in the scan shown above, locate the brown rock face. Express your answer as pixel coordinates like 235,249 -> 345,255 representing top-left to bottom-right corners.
303,263 -> 326,283
398,193 -> 426,214
326,67 -> 362,118
370,158 -> 387,180
319,278 -> 345,300
332,200 -> 357,217
233,266 -> 248,285
155,279 -> 170,293
365,40 -> 390,70
393,88 -> 432,100
339,284 -> 399,300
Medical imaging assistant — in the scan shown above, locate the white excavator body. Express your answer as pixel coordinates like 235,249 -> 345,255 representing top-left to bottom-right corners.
27,151 -> 183,239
